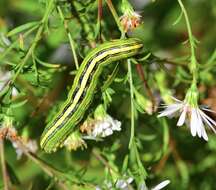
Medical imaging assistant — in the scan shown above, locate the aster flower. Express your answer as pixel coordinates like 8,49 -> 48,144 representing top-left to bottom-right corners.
91,115 -> 121,138
139,179 -> 170,190
80,104 -> 121,139
120,0 -> 142,32
12,139 -> 38,159
96,176 -> 133,190
96,177 -> 170,190
120,11 -> 142,32
0,70 -> 18,96
151,180 -> 170,190
0,127 -> 38,159
158,85 -> 216,141
81,115 -> 121,139
115,176 -> 134,190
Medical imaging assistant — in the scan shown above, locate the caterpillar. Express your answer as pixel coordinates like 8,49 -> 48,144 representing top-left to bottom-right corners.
40,38 -> 143,153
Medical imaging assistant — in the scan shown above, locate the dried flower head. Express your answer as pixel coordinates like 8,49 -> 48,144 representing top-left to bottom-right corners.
120,0 -> 142,32
120,11 -> 142,32
63,131 -> 87,151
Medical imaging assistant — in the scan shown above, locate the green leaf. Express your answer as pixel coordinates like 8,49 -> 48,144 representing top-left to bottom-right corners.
35,56 -> 60,68
122,155 -> 129,174
173,11 -> 183,26
11,99 -> 28,108
138,52 -> 152,62
0,85 -> 10,98
7,21 -> 40,37
133,87 -> 152,115
133,99 -> 145,114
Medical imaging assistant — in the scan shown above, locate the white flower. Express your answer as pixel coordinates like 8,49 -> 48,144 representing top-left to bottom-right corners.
151,180 -> 170,190
90,115 -> 121,138
96,176 -> 133,190
158,96 -> 216,141
116,177 -> 134,190
12,139 -> 38,159
96,178 -> 170,190
139,180 -> 170,190
0,70 -> 18,96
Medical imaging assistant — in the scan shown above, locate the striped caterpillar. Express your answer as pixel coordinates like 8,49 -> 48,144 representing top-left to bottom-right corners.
40,38 -> 143,153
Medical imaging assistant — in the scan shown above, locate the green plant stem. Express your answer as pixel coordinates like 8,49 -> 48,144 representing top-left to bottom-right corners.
57,6 -> 79,69
177,0 -> 198,84
0,140 -> 9,190
105,0 -> 125,38
11,0 -> 55,83
132,141 -> 147,180
128,59 -> 135,148
92,149 -> 119,175
97,0 -> 103,42
68,32 -> 79,69
128,59 -> 147,182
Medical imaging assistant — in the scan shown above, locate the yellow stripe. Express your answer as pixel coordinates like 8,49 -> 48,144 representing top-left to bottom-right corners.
41,44 -> 142,145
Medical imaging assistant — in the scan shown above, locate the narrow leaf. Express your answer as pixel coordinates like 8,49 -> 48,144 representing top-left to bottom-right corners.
11,99 -> 28,108
7,21 -> 40,37
35,56 -> 60,68
173,11 -> 183,26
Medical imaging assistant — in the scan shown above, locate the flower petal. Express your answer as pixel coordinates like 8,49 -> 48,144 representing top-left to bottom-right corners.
199,109 -> 216,134
158,104 -> 183,118
177,106 -> 187,126
201,107 -> 216,114
151,180 -> 170,190
190,108 -> 198,137
195,108 -> 203,138
170,96 -> 183,103
201,125 -> 208,141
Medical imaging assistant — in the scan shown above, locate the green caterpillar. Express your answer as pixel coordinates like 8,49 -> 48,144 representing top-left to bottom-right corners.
40,38 -> 143,153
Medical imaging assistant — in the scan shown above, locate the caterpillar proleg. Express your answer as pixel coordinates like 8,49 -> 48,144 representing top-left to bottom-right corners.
40,38 -> 143,153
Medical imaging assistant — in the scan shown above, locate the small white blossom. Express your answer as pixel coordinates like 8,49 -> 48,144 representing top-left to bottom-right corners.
12,139 -> 38,159
0,71 -> 18,96
96,176 -> 133,190
96,178 -> 170,190
158,96 -> 216,141
91,115 -> 121,138
151,180 -> 170,190
116,177 -> 134,190
139,179 -> 170,190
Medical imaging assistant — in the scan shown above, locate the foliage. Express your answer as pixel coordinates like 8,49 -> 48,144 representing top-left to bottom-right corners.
0,0 -> 216,190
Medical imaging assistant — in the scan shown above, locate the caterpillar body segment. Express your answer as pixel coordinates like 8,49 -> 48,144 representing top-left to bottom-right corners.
40,38 -> 143,153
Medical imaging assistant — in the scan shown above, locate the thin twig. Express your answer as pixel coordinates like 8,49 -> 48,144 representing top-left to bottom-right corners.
128,59 -> 135,148
0,140 -> 9,190
135,64 -> 156,112
97,0 -> 103,42
92,149 -> 118,175
57,6 -> 79,69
